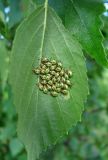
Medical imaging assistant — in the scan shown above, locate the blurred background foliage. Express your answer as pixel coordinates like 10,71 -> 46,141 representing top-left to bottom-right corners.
0,0 -> 108,160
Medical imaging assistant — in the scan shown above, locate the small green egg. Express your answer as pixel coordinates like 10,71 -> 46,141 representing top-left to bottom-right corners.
51,71 -> 56,76
46,62 -> 52,67
38,83 -> 44,91
64,73 -> 69,80
32,68 -> 40,74
57,77 -> 61,82
61,77 -> 66,83
67,70 -> 73,77
60,70 -> 65,76
60,83 -> 64,88
63,84 -> 68,90
40,69 -> 46,74
51,91 -> 58,97
43,87 -> 48,94
52,77 -> 57,83
47,85 -> 52,91
51,59 -> 57,65
41,58 -> 49,63
52,85 -> 57,91
44,68 -> 50,74
40,75 -> 46,80
66,80 -> 71,86
50,65 -> 56,71
40,64 -> 46,69
55,72 -> 60,78
55,83 -> 61,88
46,75 -> 51,81
61,90 -> 68,95
41,80 -> 47,85
56,87 -> 61,93
57,62 -> 62,67
48,80 -> 53,86
56,67 -> 61,72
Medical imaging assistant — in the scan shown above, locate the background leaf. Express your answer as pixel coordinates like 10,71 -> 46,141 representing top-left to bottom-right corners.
9,138 -> 24,157
27,0 -> 37,16
0,40 -> 9,90
10,4 -> 88,160
65,0 -> 108,67
34,0 -> 70,21
7,0 -> 36,28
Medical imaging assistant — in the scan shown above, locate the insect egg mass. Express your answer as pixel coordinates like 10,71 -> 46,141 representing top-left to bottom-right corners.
32,58 -> 73,97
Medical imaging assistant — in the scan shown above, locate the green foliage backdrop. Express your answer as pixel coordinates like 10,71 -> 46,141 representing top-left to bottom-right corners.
0,0 -> 108,160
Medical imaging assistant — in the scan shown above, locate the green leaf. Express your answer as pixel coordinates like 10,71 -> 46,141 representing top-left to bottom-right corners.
0,122 -> 16,142
8,0 -> 23,28
0,10 -> 5,23
10,2 -> 88,160
0,11 -> 5,36
0,40 -> 9,90
0,1 -> 4,12
9,138 -> 24,157
18,154 -> 27,160
7,0 -> 36,28
65,0 -> 108,67
35,0 -> 70,21
27,0 -> 37,16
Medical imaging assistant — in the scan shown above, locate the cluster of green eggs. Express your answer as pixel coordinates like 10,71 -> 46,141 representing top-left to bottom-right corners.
32,58 -> 72,97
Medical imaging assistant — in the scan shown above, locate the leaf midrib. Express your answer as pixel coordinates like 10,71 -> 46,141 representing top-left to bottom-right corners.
34,0 -> 48,149
40,0 -> 48,57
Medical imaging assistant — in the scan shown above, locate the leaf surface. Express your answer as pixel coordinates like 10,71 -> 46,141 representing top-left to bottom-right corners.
10,3 -> 88,160
65,0 -> 108,67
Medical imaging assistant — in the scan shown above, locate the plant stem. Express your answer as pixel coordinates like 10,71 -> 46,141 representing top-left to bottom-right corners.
45,0 -> 48,6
